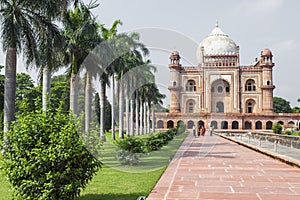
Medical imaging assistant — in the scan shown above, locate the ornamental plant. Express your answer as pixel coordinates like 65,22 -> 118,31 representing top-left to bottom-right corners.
3,102 -> 101,200
272,123 -> 283,134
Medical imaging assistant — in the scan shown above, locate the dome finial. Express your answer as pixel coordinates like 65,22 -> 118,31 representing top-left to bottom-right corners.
215,20 -> 219,28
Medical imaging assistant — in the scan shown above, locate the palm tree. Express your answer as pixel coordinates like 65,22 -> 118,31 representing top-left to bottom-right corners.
36,24 -> 65,112
62,2 -> 99,115
98,20 -> 122,140
144,83 -> 166,133
115,34 -> 149,138
36,0 -> 77,112
0,1 -> 59,139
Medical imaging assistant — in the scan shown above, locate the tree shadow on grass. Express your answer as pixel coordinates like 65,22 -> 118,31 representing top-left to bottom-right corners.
77,193 -> 144,200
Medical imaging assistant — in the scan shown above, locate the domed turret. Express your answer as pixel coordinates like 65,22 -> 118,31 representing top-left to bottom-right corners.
260,48 -> 273,64
261,48 -> 272,57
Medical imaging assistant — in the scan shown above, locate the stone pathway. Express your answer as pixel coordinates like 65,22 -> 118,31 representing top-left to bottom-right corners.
147,134 -> 300,200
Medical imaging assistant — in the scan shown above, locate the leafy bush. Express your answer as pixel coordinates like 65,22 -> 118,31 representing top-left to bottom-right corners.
115,127 -> 180,165
145,134 -> 165,151
272,123 -> 283,134
3,106 -> 101,200
285,130 -> 292,135
145,131 -> 176,152
115,136 -> 146,153
114,137 -> 145,165
176,122 -> 186,134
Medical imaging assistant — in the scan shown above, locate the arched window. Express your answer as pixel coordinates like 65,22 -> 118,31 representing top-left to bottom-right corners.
187,100 -> 195,113
157,120 -> 164,128
232,121 -> 239,129
187,120 -> 194,129
278,121 -> 284,125
225,86 -> 230,93
217,86 -> 223,93
245,121 -> 252,130
245,79 -> 256,91
211,121 -> 218,129
255,121 -> 262,129
177,120 -> 184,128
221,121 -> 228,129
266,121 -> 273,130
288,121 -> 295,127
267,80 -> 271,85
186,80 -> 196,92
167,120 -> 174,128
216,101 -> 224,113
198,120 -> 204,127
246,100 -> 255,113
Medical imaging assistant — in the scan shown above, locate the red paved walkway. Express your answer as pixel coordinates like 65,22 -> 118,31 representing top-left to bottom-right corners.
147,134 -> 300,200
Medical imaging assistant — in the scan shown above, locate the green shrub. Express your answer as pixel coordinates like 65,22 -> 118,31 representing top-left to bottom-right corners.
115,127 -> 180,165
272,123 -> 283,134
145,131 -> 176,152
145,134 -> 165,151
176,122 -> 186,134
115,136 -> 145,153
285,130 -> 292,135
3,106 -> 101,200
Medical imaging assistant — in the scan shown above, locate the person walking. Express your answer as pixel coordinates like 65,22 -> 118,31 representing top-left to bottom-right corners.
209,124 -> 214,136
201,126 -> 206,136
192,125 -> 196,137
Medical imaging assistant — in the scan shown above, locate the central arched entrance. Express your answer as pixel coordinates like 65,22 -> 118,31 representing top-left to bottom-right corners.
210,79 -> 230,113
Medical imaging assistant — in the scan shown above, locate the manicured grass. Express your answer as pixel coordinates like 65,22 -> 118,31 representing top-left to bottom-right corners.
0,158 -> 13,200
0,131 -> 188,200
77,165 -> 166,200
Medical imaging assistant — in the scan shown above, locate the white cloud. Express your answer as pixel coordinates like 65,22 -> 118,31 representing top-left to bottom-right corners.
236,0 -> 284,16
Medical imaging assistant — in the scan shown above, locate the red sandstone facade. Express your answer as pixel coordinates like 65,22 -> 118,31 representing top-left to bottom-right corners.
155,23 -> 300,130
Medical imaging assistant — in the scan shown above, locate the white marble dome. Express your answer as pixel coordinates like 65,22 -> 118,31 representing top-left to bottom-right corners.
197,23 -> 238,62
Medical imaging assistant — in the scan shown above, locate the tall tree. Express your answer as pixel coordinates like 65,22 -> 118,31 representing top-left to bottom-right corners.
98,20 -> 122,140
273,96 -> 293,113
62,1 -> 99,114
0,1 -> 60,153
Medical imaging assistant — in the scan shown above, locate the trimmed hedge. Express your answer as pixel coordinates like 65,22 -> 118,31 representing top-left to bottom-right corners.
115,126 -> 185,165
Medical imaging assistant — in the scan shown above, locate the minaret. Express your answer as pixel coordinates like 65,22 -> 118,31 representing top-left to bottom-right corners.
260,49 -> 275,113
168,51 -> 181,113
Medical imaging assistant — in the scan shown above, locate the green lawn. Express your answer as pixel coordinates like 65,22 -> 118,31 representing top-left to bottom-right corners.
0,132 -> 188,200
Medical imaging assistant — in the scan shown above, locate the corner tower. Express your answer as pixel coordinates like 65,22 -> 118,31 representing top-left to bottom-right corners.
168,51 -> 181,113
260,49 -> 275,113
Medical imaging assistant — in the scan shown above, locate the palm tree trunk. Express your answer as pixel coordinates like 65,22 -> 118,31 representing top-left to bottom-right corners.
119,80 -> 124,138
130,94 -> 134,136
139,98 -> 143,134
152,104 -> 155,133
125,92 -> 129,136
70,54 -> 78,114
3,47 -> 17,153
143,102 -> 147,134
147,102 -> 151,134
85,71 -> 91,134
111,75 -> 115,140
70,73 -> 78,115
99,78 -> 106,141
135,91 -> 139,135
42,66 -> 51,112
115,78 -> 119,127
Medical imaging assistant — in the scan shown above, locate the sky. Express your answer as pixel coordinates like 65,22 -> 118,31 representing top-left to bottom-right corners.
0,0 -> 299,106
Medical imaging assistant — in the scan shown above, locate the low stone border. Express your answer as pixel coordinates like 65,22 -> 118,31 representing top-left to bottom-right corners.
217,133 -> 300,169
